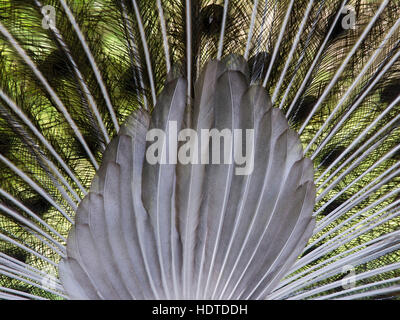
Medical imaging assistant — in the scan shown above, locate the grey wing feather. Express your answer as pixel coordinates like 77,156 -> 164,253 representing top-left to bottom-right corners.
60,56 -> 316,300
141,77 -> 187,299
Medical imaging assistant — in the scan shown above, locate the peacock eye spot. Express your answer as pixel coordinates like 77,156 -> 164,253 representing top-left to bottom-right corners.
392,145 -> 400,161
120,66 -> 143,94
200,4 -> 224,36
3,248 -> 27,263
0,132 -> 12,156
290,95 -> 317,124
38,50 -> 71,79
380,79 -> 400,104
319,146 -> 346,167
23,195 -> 52,217
73,131 -> 105,161
394,195 -> 400,209
321,198 -> 347,217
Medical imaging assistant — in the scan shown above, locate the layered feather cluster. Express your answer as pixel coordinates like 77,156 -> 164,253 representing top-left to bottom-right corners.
59,58 -> 316,299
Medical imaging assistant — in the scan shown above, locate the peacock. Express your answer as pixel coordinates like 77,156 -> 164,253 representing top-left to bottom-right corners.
0,0 -> 400,300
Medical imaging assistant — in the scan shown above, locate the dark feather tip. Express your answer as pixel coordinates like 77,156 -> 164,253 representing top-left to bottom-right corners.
248,51 -> 271,82
200,4 -> 224,36
0,133 -> 12,156
120,66 -> 144,94
38,50 -> 72,80
300,244 -> 319,258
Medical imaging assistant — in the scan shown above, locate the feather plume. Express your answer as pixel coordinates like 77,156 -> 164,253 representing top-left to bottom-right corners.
59,56 -> 315,299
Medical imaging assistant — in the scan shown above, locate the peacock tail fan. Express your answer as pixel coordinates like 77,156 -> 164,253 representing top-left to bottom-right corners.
0,0 -> 399,300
